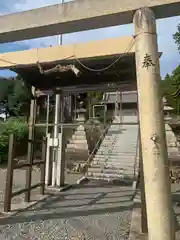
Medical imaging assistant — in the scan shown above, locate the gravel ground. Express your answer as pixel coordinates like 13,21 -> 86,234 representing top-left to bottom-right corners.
0,167 -> 42,212
0,167 -> 83,213
0,176 -> 134,240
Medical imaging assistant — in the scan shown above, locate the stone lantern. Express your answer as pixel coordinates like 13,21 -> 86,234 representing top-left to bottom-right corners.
163,97 -> 174,120
66,100 -> 89,172
76,101 -> 86,123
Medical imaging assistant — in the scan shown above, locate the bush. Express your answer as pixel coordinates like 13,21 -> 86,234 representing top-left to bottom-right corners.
0,118 -> 28,163
0,118 -> 44,164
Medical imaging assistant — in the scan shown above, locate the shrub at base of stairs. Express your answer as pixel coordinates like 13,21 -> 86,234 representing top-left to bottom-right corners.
0,118 -> 44,164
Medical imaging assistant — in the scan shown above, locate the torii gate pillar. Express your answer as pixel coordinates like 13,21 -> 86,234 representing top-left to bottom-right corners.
133,7 -> 174,240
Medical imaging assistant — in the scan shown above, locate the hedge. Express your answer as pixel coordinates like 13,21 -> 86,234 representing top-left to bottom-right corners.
0,118 -> 44,164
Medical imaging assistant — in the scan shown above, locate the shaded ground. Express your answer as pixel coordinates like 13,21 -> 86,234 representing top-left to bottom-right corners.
0,179 -> 135,240
0,167 -> 82,213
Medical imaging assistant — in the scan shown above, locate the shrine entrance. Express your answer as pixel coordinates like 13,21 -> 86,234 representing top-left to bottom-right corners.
2,39 -> 138,212
0,1 -> 179,238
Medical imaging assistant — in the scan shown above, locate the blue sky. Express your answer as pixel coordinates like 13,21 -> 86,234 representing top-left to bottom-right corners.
0,0 -> 179,78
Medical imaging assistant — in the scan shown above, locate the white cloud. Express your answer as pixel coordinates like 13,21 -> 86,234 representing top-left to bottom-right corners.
0,0 -> 180,78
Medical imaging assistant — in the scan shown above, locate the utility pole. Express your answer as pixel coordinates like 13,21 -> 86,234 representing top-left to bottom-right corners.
58,0 -> 64,46
133,7 -> 174,240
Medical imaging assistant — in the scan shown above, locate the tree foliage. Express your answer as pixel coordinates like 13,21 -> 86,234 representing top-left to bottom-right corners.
161,24 -> 180,115
173,24 -> 180,52
161,66 -> 180,114
0,75 -> 31,118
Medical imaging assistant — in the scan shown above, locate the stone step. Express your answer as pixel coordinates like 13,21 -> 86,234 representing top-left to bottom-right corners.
113,143 -> 137,146
114,140 -> 137,143
69,160 -> 87,164
100,143 -> 115,146
66,155 -> 89,161
66,143 -> 89,149
72,135 -> 88,140
104,136 -> 117,139
73,132 -> 86,137
94,153 -> 137,157
89,163 -> 135,169
100,144 -> 137,148
115,141 -> 138,144
94,154 -> 137,159
99,145 -> 137,148
103,135 -> 117,138
102,149 -> 137,153
93,158 -> 136,164
100,142 -> 115,145
88,167 -> 134,175
97,149 -> 138,153
86,172 -> 135,181
114,149 -> 137,152
92,160 -> 136,165
66,149 -> 89,154
95,152 -> 137,158
66,152 -> 89,159
115,145 -> 138,148
99,143 -> 115,147
102,138 -> 117,141
93,158 -> 137,164
101,138 -> 116,140
92,161 -> 136,167
69,139 -> 88,144
109,151 -> 137,155
92,159 -> 136,165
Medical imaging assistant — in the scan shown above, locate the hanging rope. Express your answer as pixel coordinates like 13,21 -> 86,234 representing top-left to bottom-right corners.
74,38 -> 134,72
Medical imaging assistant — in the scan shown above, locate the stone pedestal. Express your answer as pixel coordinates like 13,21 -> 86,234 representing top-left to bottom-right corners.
165,124 -> 179,157
163,97 -> 179,157
66,108 -> 89,172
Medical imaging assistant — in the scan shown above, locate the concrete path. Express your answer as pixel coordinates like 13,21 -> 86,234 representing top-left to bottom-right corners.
0,181 -> 135,240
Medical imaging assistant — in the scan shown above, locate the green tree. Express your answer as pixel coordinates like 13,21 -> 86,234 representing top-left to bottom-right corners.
161,24 -> 180,115
171,66 -> 180,114
173,24 -> 180,52
161,66 -> 180,115
0,75 -> 31,118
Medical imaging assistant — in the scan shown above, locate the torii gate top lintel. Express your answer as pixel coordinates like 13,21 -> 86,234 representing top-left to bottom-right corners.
0,0 -> 179,43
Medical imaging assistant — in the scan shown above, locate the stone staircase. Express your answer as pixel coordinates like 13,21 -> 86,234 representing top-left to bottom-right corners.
87,115 -> 139,183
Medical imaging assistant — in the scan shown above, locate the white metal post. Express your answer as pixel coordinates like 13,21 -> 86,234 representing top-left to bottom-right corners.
52,93 -> 60,187
74,94 -> 77,120
56,93 -> 65,186
46,95 -> 50,135
119,91 -> 123,126
115,91 -> 119,116
45,133 -> 51,185
104,104 -> 107,126
58,0 -> 64,46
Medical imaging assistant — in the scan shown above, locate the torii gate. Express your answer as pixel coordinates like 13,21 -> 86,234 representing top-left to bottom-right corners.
0,1 -> 180,239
